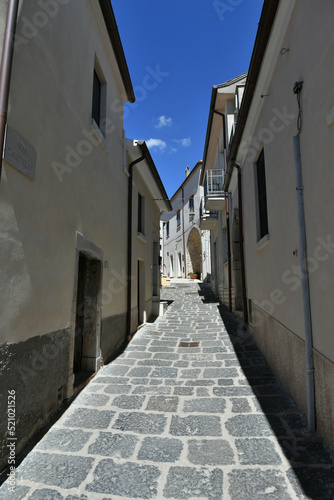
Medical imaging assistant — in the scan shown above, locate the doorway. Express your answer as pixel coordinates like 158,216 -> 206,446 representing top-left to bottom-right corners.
73,252 -> 102,387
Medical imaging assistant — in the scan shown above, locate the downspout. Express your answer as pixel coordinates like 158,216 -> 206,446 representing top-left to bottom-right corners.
0,0 -> 19,181
226,193 -> 232,311
293,81 -> 315,432
214,110 -> 233,311
127,153 -> 145,342
181,187 -> 186,278
231,163 -> 248,323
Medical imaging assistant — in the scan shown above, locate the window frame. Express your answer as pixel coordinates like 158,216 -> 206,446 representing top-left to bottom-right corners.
256,149 -> 269,242
138,193 -> 145,235
189,196 -> 195,213
176,209 -> 181,228
91,63 -> 107,137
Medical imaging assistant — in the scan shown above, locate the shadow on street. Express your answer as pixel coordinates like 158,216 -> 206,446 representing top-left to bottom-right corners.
198,283 -> 334,500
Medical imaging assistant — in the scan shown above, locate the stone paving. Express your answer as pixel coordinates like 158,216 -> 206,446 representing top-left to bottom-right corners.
1,282 -> 334,499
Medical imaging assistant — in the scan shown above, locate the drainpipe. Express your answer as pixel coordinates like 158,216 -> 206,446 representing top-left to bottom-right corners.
231,163 -> 248,323
213,110 -> 231,306
127,153 -> 145,342
226,193 -> 232,311
292,81 -> 315,432
181,187 -> 187,278
0,0 -> 19,182
214,110 -> 233,311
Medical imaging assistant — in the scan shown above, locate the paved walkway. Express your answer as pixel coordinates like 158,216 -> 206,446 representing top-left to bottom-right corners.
1,282 -> 334,499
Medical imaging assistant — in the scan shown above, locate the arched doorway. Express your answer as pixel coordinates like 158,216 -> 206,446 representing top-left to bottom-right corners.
187,228 -> 202,277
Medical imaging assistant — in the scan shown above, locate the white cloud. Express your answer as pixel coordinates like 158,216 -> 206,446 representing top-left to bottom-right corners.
146,138 -> 167,152
155,115 -> 172,129
173,137 -> 191,147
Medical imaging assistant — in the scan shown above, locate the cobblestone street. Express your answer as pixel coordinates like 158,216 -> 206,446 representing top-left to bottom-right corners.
1,282 -> 334,499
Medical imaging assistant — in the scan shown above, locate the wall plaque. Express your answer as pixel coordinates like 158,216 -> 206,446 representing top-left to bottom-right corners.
4,125 -> 37,180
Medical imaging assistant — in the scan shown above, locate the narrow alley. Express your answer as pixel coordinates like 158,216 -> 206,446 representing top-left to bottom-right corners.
1,282 -> 334,500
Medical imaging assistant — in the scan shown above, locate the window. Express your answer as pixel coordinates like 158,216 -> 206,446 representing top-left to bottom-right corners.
177,210 -> 181,227
138,193 -> 145,234
92,71 -> 101,127
166,221 -> 170,238
189,196 -> 194,213
256,149 -> 269,240
91,65 -> 107,137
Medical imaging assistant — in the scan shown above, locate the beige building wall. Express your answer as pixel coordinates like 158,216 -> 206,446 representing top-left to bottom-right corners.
130,167 -> 161,331
0,0 -> 168,470
238,0 -> 334,448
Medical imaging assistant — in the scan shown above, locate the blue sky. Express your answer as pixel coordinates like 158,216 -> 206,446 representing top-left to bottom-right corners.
112,0 -> 263,198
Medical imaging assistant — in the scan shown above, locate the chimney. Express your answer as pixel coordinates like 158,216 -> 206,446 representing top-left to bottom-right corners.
185,166 -> 190,178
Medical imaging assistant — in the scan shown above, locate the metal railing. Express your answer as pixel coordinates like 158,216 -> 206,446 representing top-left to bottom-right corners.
200,197 -> 218,219
204,169 -> 225,197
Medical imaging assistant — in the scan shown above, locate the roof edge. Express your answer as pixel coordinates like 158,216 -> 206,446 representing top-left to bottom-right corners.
98,0 -> 135,103
169,161 -> 203,201
136,141 -> 172,212
224,0 -> 280,190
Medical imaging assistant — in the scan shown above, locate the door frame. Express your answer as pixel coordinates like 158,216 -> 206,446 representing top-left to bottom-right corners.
67,232 -> 103,397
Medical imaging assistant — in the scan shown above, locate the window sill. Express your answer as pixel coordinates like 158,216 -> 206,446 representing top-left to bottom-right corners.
138,232 -> 147,243
90,118 -> 110,154
256,233 -> 270,251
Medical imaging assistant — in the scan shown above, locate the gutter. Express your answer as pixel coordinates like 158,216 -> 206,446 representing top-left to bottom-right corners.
200,87 -> 218,185
98,0 -> 135,103
126,152 -> 145,342
0,0 -> 19,182
181,187 -> 186,278
234,163 -> 248,323
223,0 -> 280,191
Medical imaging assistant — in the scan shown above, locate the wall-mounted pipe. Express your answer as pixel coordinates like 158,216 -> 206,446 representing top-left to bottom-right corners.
230,163 -> 247,323
226,193 -> 232,311
293,134 -> 315,433
127,153 -> 145,342
181,187 -> 187,277
0,0 -> 19,182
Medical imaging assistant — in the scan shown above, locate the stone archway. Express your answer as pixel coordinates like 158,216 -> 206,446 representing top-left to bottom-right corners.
187,228 -> 202,276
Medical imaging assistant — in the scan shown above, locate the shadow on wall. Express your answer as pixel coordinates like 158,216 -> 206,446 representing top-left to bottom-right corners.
198,283 -> 334,499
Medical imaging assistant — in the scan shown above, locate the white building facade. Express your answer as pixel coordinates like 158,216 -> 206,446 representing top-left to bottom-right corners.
162,162 -> 211,282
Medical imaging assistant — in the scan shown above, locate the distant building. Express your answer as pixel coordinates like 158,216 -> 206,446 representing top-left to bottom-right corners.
161,162 -> 211,282
0,0 -> 171,471
200,73 -> 247,308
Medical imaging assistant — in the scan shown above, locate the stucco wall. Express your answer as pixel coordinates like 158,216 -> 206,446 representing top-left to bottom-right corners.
1,0 -> 129,346
0,0 -> 133,470
240,0 -> 334,448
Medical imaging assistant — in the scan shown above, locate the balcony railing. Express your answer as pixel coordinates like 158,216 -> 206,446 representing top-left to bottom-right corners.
204,169 -> 225,197
200,197 -> 218,218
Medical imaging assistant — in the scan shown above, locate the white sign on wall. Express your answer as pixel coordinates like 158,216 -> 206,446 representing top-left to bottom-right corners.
4,125 -> 37,180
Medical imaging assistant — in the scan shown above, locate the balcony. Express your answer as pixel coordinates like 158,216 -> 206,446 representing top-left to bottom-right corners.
204,169 -> 226,211
199,197 -> 218,230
